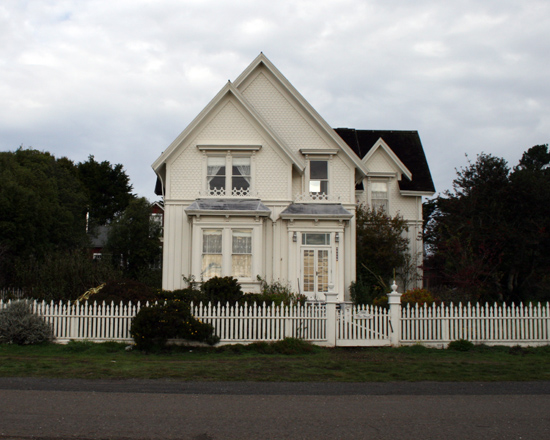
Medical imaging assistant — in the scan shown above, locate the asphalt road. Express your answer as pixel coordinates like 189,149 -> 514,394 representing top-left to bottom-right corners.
0,379 -> 549,440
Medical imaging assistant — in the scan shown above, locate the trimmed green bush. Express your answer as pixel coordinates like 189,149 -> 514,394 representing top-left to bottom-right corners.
448,339 -> 475,351
201,276 -> 243,304
130,301 -> 219,350
401,288 -> 439,307
0,301 -> 53,345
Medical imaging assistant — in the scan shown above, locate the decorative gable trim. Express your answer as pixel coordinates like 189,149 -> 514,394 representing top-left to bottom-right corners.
363,138 -> 412,181
234,53 -> 367,178
300,149 -> 339,156
152,81 -> 305,174
198,145 -> 262,152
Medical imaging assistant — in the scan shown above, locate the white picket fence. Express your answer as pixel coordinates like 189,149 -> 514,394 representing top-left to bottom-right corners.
193,302 -> 327,343
401,302 -> 550,346
1,298 -> 549,347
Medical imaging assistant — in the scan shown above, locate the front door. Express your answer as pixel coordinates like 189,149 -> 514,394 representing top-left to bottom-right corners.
302,247 -> 330,299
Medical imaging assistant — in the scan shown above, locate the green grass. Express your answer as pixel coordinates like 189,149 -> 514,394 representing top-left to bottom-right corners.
1,340 -> 549,382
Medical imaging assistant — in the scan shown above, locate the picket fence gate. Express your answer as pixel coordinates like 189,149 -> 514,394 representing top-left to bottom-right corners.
1,291 -> 549,347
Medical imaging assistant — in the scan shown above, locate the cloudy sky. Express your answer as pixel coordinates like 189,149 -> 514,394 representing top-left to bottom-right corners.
1,0 -> 549,201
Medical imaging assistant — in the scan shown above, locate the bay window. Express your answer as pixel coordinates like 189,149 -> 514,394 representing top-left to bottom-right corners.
201,228 -> 253,279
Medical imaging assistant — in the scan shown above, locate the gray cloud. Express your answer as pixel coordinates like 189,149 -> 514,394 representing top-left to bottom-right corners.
1,0 -> 548,200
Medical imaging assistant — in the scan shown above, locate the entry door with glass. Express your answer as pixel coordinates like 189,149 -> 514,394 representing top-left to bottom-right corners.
301,233 -> 332,299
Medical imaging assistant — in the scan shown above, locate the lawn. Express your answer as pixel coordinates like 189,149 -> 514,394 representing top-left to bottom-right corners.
1,339 -> 550,382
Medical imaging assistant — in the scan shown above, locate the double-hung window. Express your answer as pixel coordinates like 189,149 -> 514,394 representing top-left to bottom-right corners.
231,157 -> 251,196
202,229 -> 223,278
232,229 -> 252,278
371,181 -> 389,212
207,157 -> 227,195
206,156 -> 251,196
309,160 -> 328,195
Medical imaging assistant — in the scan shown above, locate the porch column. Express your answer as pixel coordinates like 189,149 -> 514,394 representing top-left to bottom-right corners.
387,281 -> 402,347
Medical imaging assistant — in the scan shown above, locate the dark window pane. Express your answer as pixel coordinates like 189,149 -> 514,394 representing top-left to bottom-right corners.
209,176 -> 225,190
232,177 -> 250,191
310,161 -> 327,179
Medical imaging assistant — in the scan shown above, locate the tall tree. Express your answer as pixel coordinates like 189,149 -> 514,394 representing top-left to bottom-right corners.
424,146 -> 550,302
353,205 -> 410,303
0,148 -> 89,286
105,198 -> 162,284
77,155 -> 134,225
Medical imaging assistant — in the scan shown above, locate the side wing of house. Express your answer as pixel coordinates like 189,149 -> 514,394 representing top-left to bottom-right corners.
153,54 -> 366,301
335,128 -> 435,288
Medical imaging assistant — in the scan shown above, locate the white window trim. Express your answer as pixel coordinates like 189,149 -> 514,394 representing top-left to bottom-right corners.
303,155 -> 333,200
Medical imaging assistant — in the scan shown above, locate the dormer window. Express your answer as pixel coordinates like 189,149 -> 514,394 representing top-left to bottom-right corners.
371,181 -> 389,212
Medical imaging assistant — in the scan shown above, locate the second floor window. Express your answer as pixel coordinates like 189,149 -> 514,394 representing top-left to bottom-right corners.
232,157 -> 251,195
207,156 -> 251,196
207,157 -> 226,193
371,181 -> 389,212
309,160 -> 328,195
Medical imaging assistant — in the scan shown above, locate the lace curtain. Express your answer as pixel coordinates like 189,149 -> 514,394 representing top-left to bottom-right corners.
202,229 -> 222,278
207,157 -> 225,189
233,157 -> 251,186
232,229 -> 251,278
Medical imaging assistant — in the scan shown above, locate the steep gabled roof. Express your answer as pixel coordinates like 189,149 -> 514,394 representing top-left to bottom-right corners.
152,81 -> 304,174
234,53 -> 367,177
334,128 -> 435,194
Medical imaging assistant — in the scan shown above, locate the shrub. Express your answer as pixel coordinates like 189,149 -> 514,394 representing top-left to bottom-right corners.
130,301 -> 219,350
246,338 -> 317,355
350,277 -> 384,306
160,287 -> 205,304
240,278 -> 307,306
401,288 -> 439,307
448,339 -> 475,351
201,276 -> 243,304
372,295 -> 388,307
0,301 -> 53,345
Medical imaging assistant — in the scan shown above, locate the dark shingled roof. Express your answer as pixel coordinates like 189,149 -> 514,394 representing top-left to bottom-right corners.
334,128 -> 435,193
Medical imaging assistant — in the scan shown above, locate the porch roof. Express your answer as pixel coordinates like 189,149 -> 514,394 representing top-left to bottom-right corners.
185,199 -> 271,217
280,203 -> 353,220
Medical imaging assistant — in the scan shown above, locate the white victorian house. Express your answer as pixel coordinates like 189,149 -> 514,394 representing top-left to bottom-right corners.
152,54 -> 435,301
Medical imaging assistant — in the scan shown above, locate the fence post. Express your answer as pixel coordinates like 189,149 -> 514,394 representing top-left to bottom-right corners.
387,281 -> 402,347
324,290 -> 339,347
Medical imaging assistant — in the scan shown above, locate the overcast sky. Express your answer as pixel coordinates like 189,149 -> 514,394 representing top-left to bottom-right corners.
1,0 -> 549,201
